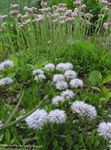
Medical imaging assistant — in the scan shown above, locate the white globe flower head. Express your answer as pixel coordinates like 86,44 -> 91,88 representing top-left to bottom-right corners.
71,101 -> 97,120
52,96 -> 65,106
0,60 -> 14,70
0,77 -> 14,86
44,63 -> 55,71
53,74 -> 65,83
56,63 -> 66,72
25,109 -> 48,130
64,70 -> 77,80
70,79 -> 83,88
56,81 -> 68,90
32,69 -> 44,75
65,63 -> 73,70
48,109 -> 67,124
38,74 -> 46,81
97,122 -> 111,140
61,89 -> 75,99
56,62 -> 73,72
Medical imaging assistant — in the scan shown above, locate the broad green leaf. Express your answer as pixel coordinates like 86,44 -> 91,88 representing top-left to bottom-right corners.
88,70 -> 102,86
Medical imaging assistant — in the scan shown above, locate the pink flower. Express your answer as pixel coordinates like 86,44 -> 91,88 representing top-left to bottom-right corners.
71,12 -> 78,17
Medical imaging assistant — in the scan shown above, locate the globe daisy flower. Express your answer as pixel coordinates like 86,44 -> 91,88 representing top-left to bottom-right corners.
44,63 -> 55,71
64,70 -> 77,80
25,109 -> 48,130
32,69 -> 44,75
0,60 -> 14,70
52,96 -> 65,106
56,81 -> 68,90
53,74 -> 65,83
0,77 -> 14,86
71,101 -> 97,120
70,79 -> 83,88
48,109 -> 67,124
97,122 -> 111,140
56,62 -> 73,72
37,74 -> 46,81
61,89 -> 75,99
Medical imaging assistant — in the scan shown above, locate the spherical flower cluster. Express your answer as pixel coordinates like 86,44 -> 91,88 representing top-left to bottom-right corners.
32,69 -> 46,81
64,70 -> 77,80
56,81 -> 68,90
61,89 -> 75,99
48,109 -> 67,124
56,63 -> 66,71
25,109 -> 48,130
70,79 -> 83,88
0,77 -> 14,86
97,122 -> 111,140
71,101 -> 97,120
56,63 -> 73,72
52,96 -> 65,106
37,74 -> 46,81
44,63 -> 55,71
32,69 -> 44,75
0,60 -> 14,70
53,74 -> 65,83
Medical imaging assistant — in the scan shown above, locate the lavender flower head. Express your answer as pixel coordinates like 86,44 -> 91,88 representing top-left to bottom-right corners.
0,77 -> 14,86
44,63 -> 55,71
64,70 -> 77,80
56,63 -> 73,72
52,96 -> 65,106
71,101 -> 97,120
37,74 -> 46,81
70,79 -> 83,88
0,60 -> 14,70
97,122 -> 111,140
32,69 -> 44,75
48,109 -> 67,124
61,89 -> 75,99
53,74 -> 65,83
56,81 -> 68,90
33,69 -> 46,81
25,109 -> 48,130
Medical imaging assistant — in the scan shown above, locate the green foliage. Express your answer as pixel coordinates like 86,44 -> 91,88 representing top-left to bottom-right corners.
88,70 -> 103,86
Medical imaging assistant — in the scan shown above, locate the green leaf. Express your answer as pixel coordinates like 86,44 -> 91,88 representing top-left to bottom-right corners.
0,134 -> 4,142
103,75 -> 111,84
10,55 -> 19,66
88,70 -> 102,86
5,129 -> 10,144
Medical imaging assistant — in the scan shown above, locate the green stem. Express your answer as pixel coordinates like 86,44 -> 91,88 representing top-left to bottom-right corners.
0,102 -> 42,130
4,91 -> 24,125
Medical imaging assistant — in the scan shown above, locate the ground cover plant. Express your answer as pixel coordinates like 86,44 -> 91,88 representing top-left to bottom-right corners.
0,0 -> 111,149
